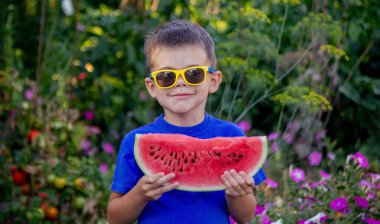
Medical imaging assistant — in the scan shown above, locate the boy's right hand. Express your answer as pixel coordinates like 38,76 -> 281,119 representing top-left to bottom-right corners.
136,172 -> 178,201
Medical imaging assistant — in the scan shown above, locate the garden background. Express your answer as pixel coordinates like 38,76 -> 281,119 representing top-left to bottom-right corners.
0,0 -> 379,223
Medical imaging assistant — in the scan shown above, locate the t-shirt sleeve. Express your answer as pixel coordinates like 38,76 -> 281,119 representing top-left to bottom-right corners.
253,168 -> 266,186
110,133 -> 143,194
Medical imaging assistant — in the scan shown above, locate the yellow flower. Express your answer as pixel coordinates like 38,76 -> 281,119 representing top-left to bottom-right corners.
320,44 -> 350,61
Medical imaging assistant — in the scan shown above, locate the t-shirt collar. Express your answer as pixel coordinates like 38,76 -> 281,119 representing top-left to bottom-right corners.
154,113 -> 210,136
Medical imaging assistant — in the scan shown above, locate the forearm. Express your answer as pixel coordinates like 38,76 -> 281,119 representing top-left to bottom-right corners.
107,188 -> 147,224
226,193 -> 256,224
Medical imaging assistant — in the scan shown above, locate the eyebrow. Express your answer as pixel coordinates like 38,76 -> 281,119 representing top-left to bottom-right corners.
156,64 -> 202,70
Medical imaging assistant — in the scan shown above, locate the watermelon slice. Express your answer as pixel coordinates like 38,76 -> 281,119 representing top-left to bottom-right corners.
134,134 -> 268,192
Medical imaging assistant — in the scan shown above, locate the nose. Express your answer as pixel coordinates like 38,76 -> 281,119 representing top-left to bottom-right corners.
175,73 -> 187,87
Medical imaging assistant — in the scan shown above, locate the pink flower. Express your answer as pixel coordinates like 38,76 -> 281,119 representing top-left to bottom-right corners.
287,120 -> 301,132
315,129 -> 326,141
368,191 -> 376,200
268,132 -> 280,141
327,152 -> 336,160
283,132 -> 294,144
308,151 -> 322,166
84,147 -> 98,156
260,214 -> 271,224
265,178 -> 279,188
139,91 -> 148,101
87,126 -> 101,134
319,170 -> 330,180
83,110 -> 95,120
102,142 -> 114,154
255,204 -> 266,216
271,142 -> 279,153
24,89 -> 34,100
310,181 -> 319,188
364,218 -> 380,224
229,216 -> 236,224
359,180 -> 372,189
369,173 -> 380,183
353,152 -> 369,169
80,139 -> 91,150
290,168 -> 305,183
237,121 -> 251,132
354,196 -> 369,209
99,163 -> 108,173
329,197 -> 349,213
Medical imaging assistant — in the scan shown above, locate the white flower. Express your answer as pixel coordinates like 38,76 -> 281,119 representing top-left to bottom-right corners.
271,219 -> 283,224
305,212 -> 326,224
62,0 -> 73,16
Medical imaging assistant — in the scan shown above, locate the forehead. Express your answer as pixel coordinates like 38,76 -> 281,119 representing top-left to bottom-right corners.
150,44 -> 210,71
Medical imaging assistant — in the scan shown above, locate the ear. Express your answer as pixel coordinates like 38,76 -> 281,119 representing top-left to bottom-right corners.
208,70 -> 222,94
145,77 -> 157,98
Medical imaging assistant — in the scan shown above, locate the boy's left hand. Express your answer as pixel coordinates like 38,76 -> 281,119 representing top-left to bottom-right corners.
221,169 -> 255,197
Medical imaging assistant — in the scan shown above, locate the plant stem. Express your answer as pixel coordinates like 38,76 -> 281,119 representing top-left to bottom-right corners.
227,70 -> 244,121
275,4 -> 288,78
36,0 -> 47,84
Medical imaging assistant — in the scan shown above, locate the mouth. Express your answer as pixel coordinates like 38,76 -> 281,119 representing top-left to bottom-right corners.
172,93 -> 192,96
170,92 -> 195,98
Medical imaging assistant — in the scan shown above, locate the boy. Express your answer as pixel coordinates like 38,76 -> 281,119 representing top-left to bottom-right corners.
107,20 -> 266,224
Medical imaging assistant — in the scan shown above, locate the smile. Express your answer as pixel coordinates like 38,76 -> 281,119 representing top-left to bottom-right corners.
170,93 -> 195,98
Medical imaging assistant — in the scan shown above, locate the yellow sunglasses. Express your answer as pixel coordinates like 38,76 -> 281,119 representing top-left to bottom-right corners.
148,66 -> 215,89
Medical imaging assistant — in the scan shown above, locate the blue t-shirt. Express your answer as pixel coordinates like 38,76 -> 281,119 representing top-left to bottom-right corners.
111,113 -> 266,224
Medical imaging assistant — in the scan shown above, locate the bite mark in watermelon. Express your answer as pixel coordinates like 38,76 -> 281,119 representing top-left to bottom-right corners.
134,134 -> 268,192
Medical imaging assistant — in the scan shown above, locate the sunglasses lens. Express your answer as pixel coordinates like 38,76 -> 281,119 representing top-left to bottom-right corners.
184,68 -> 205,84
156,71 -> 176,87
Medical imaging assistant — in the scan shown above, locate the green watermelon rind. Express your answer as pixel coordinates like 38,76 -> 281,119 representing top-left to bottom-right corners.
134,134 -> 268,192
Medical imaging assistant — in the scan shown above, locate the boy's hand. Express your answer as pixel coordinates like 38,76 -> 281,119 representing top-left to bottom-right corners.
136,172 -> 178,201
221,169 -> 255,197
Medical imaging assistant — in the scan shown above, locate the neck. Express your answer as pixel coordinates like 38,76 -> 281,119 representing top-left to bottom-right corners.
163,111 -> 205,127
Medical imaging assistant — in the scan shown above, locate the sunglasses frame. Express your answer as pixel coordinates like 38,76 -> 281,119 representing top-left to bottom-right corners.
148,66 -> 215,89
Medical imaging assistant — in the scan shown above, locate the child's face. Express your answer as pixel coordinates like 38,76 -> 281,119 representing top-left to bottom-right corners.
145,44 -> 222,118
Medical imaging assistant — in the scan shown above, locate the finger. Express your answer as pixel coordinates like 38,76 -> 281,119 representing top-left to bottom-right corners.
221,173 -> 232,188
229,170 -> 246,185
148,182 -> 179,198
223,171 -> 239,187
223,171 -> 245,195
229,170 -> 253,195
145,172 -> 165,184
239,171 -> 255,187
155,173 -> 176,186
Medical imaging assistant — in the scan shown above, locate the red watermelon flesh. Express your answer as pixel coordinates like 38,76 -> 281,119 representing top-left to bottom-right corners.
134,134 -> 268,191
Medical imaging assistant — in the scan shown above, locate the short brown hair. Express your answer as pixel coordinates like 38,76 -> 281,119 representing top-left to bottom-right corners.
144,20 -> 216,73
